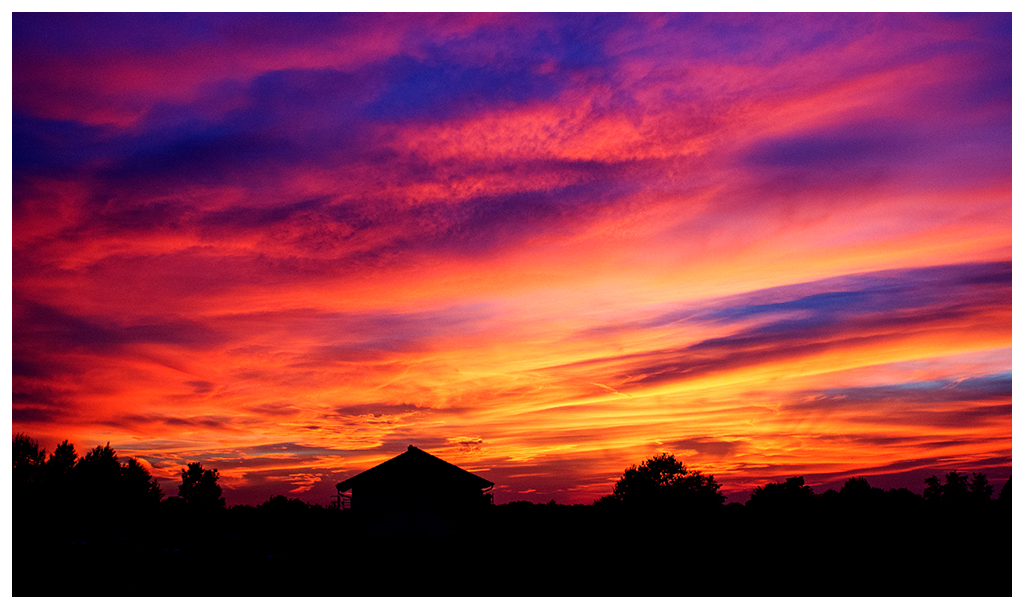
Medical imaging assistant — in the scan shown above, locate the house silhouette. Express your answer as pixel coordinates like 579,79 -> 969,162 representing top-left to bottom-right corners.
336,445 -> 494,534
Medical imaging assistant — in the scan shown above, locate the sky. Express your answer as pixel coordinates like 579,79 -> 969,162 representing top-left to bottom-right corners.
11,12 -> 1012,506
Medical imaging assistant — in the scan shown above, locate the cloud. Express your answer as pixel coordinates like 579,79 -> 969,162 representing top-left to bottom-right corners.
557,262 -> 1012,389
363,55 -> 565,122
666,437 -> 747,458
242,402 -> 303,417
447,436 -> 484,452
13,407 -> 68,424
14,301 -> 227,355
104,414 -> 235,431
793,371 -> 1012,409
11,14 -> 1010,505
333,403 -> 420,417
185,380 -> 215,394
745,124 -> 918,170
12,387 -> 65,406
12,113 -> 118,176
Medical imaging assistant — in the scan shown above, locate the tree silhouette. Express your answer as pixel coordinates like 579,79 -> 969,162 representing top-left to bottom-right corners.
838,476 -> 886,512
70,443 -> 130,529
998,477 -> 1011,504
747,476 -> 814,511
883,487 -> 923,511
178,462 -> 225,511
13,433 -> 46,493
260,494 -> 308,514
45,440 -> 78,484
968,472 -> 993,501
923,470 -> 993,506
924,475 -> 943,502
75,443 -> 124,501
122,457 -> 164,508
942,471 -> 970,504
39,440 -> 79,514
840,476 -> 873,496
604,453 -> 724,510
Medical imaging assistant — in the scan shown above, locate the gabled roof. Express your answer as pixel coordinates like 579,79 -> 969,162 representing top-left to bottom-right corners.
336,445 -> 493,492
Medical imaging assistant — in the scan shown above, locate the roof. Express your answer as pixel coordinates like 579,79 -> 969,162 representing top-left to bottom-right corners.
336,445 -> 494,492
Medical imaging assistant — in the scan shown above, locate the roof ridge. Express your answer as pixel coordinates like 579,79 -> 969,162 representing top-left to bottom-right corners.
336,445 -> 494,492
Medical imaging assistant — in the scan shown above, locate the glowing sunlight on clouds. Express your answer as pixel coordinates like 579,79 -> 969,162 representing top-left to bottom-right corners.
12,13 -> 1010,505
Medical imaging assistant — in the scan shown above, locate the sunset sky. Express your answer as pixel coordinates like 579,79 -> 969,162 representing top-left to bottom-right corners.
11,12 -> 1011,506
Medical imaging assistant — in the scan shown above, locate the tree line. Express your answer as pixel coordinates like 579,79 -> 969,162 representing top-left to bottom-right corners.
592,452 -> 1009,512
13,433 -> 229,529
13,433 -> 351,525
489,453 -> 1010,596
12,435 -> 1011,596
14,433 -> 1011,518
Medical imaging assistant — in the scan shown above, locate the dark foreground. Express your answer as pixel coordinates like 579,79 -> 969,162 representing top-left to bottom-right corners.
14,498 -> 1011,596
